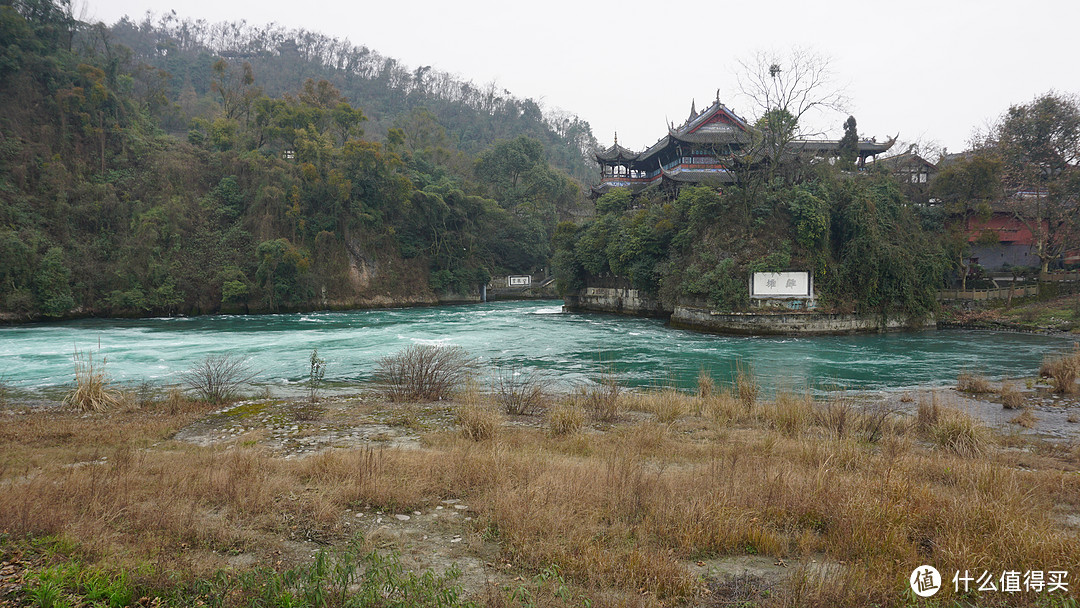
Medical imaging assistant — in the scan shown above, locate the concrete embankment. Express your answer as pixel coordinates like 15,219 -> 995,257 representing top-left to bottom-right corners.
562,287 -> 668,317
564,287 -> 934,335
670,306 -> 935,335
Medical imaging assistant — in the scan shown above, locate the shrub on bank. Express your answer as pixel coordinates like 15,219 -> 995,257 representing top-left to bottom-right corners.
181,353 -> 258,403
377,344 -> 474,402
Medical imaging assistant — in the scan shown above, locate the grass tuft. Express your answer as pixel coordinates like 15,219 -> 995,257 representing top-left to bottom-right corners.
999,382 -> 1024,409
697,368 -> 715,399
581,366 -> 620,422
916,393 -> 941,431
1039,346 -> 1080,394
1010,408 -> 1038,428
625,388 -> 693,423
926,406 -> 990,457
456,402 -> 500,442
0,375 -> 11,408
767,391 -> 813,437
957,372 -> 993,394
63,347 -> 121,412
735,362 -> 759,408
547,402 -> 586,436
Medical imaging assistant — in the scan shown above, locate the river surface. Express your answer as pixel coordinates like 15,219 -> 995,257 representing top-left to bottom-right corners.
0,300 -> 1074,396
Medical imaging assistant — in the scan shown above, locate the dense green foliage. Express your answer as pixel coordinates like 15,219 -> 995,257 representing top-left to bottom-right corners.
106,12 -> 598,182
19,538 -> 476,608
0,0 -> 583,317
555,168 -> 948,319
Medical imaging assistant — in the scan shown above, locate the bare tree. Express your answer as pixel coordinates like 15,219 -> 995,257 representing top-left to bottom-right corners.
735,47 -> 848,172
736,47 -> 848,133
989,92 -> 1080,273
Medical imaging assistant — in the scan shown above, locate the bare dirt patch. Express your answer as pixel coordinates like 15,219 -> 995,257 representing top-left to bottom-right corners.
171,395 -> 452,455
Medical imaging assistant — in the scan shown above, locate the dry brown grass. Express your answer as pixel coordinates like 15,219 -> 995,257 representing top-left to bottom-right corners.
62,348 -> 121,412
926,407 -> 990,457
456,402 -> 500,442
580,367 -> 620,422
735,362 -> 759,407
697,368 -> 715,399
702,390 -> 744,424
916,392 -> 941,431
766,391 -> 814,437
1040,346 -> 1080,394
957,371 -> 993,394
1011,408 -> 1038,428
3,384 -> 1079,608
547,402 -> 586,436
624,388 -> 696,423
999,382 -> 1024,409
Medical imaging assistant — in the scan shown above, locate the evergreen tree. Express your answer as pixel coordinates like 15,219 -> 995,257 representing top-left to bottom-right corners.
838,116 -> 859,168
33,247 -> 75,317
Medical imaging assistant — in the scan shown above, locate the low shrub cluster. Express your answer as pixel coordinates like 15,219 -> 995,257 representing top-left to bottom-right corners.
180,353 -> 259,403
493,365 -> 547,416
580,367 -> 620,422
377,344 -> 475,402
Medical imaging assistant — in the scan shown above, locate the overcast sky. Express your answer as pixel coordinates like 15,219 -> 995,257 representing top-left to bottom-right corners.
84,0 -> 1080,158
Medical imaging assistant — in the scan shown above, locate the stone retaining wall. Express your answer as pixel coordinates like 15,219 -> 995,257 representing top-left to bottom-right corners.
562,287 -> 667,317
563,287 -> 934,335
671,306 -> 935,335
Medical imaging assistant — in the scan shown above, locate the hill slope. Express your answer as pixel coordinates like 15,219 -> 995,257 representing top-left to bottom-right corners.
0,1 -> 584,319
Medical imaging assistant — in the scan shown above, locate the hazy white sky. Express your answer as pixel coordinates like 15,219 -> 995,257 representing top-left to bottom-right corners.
84,0 -> 1080,157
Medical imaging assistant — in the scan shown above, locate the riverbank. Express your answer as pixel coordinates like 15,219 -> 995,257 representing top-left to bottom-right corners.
564,287 -> 937,335
2,376 -> 1078,608
0,292 -> 450,325
938,293 -> 1080,335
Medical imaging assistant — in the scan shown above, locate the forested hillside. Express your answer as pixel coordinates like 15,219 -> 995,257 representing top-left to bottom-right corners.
0,0 -> 585,319
106,13 -> 598,182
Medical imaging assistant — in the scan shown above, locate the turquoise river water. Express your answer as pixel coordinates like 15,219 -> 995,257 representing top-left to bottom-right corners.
0,300 -> 1075,396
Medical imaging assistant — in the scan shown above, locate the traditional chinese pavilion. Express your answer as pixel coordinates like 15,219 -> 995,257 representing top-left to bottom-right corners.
591,98 -> 895,198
